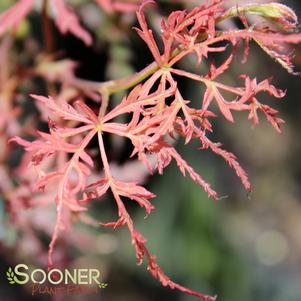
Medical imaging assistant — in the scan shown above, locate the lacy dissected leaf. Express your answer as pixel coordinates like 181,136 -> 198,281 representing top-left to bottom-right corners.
160,0 -> 224,63
134,0 -> 162,65
30,94 -> 97,124
11,94 -> 99,266
171,67 -> 286,131
113,180 -> 155,215
153,141 -> 219,199
200,134 -> 251,192
108,186 -> 217,301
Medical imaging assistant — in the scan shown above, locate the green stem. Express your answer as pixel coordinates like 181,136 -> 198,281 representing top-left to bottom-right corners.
100,60 -> 159,95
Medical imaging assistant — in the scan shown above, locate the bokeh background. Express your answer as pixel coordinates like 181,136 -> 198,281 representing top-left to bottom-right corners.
0,0 -> 301,300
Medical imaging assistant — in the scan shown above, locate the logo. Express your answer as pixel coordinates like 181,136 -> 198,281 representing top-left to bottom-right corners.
6,264 -> 108,296
6,267 -> 16,284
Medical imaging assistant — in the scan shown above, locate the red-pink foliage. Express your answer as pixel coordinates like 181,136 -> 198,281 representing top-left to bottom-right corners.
96,0 -> 142,13
4,0 -> 301,300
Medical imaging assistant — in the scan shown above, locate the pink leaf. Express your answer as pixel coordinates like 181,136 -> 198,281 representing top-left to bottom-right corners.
52,0 -> 92,46
0,0 -> 34,37
30,94 -> 94,124
113,180 -> 155,216
200,135 -> 251,192
134,0 -> 162,66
